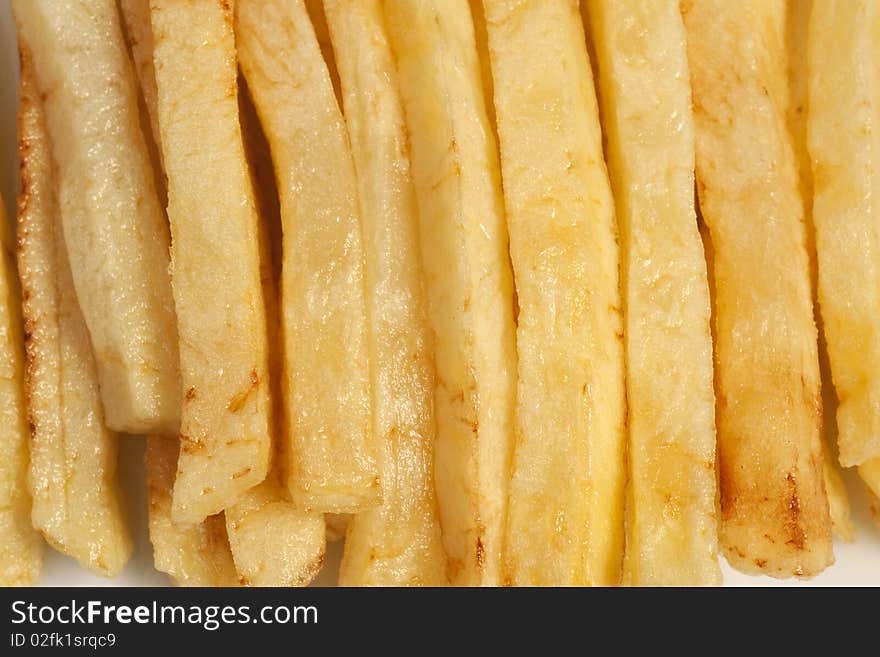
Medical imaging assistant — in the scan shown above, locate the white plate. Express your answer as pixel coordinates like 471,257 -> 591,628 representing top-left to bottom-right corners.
2,0 -> 877,587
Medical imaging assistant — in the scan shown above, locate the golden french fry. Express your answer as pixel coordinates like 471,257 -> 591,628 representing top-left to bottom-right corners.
17,48 -> 131,576
145,436 -> 239,587
807,0 -> 880,469
783,0 -> 853,542
150,0 -> 271,523
683,0 -> 832,577
585,0 -> 719,586
383,0 -> 516,587
324,0 -> 448,585
223,85 -> 327,588
0,192 -> 42,586
235,0 -> 378,514
483,0 -> 626,586
12,0 -> 180,435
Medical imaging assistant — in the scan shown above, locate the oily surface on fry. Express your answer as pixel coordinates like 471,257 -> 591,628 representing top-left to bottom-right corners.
782,0 -> 853,543
807,0 -> 880,469
12,0 -> 180,435
225,476 -> 326,587
586,0 -> 719,586
325,0 -> 447,586
17,49 -> 131,576
683,0 -> 832,577
0,193 -> 41,586
8,0 -> 880,590
384,0 -> 517,587
485,0 -> 626,586
236,0 -> 377,514
224,82 -> 327,589
151,0 -> 271,523
145,436 -> 238,587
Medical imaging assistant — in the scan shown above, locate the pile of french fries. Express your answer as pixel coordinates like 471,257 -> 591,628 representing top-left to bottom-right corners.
2,0 -> 879,587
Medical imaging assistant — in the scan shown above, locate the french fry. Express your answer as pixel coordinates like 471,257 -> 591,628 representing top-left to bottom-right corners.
483,0 -> 626,586
150,0 -> 271,523
145,436 -> 238,587
861,458 -> 880,500
16,48 -> 131,576
823,443 -> 855,542
818,341 -> 854,541
235,0 -> 378,514
683,0 -> 832,577
0,193 -> 42,586
383,0 -> 517,587
225,475 -> 325,587
324,0 -> 448,586
807,0 -> 880,470
11,0 -> 180,435
222,84 -> 327,588
585,0 -> 719,586
784,0 -> 854,542
119,0 -> 162,168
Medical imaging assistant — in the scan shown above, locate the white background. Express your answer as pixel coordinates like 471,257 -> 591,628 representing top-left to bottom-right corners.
1,0 -> 877,587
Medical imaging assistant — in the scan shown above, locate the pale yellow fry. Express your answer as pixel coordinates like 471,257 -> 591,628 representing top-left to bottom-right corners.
819,368 -> 853,543
383,0 -> 516,587
324,0 -> 448,586
119,0 -> 161,164
484,0 -> 625,586
783,0 -> 853,542
145,436 -> 239,587
225,476 -> 326,587
861,458 -> 880,500
224,87 -> 327,588
808,0 -> 880,468
0,193 -> 42,586
823,462 -> 854,542
235,0 -> 377,514
12,0 -> 179,435
683,0 -> 832,578
585,0 -> 719,586
17,49 -> 131,576
150,0 -> 271,523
